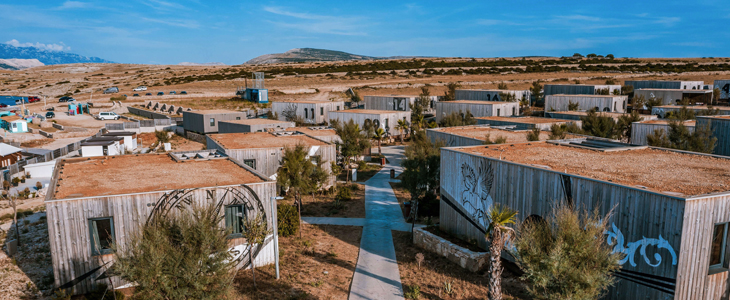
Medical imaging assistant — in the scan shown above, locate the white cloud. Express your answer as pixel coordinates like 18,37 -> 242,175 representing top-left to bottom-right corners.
5,39 -> 70,51
140,17 -> 200,29
262,6 -> 367,36
58,1 -> 90,10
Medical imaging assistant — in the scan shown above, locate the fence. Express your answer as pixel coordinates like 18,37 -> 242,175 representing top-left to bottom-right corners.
127,106 -> 173,120
52,123 -> 64,130
2,140 -> 85,181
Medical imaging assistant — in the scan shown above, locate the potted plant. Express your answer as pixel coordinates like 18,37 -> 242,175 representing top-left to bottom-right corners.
12,177 -> 20,187
20,177 -> 25,183
25,173 -> 30,179
3,180 -> 10,190
35,181 -> 42,190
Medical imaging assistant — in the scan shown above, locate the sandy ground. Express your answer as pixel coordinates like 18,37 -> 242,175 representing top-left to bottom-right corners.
280,183 -> 366,218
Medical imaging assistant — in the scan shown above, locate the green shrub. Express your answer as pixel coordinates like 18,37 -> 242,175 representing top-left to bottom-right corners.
526,127 -> 541,141
357,160 -> 367,171
83,283 -> 125,300
404,284 -> 421,299
277,204 -> 300,237
336,186 -> 352,202
155,130 -> 170,143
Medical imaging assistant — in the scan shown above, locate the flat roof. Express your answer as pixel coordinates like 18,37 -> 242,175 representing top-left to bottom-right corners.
87,136 -> 123,142
636,89 -> 712,93
364,94 -> 417,98
286,127 -> 338,136
275,100 -> 343,104
457,89 -> 526,92
102,131 -> 136,136
453,142 -> 730,196
185,109 -> 244,115
208,132 -> 328,149
656,105 -> 730,111
549,94 -> 625,98
545,84 -> 618,87
476,116 -> 575,124
53,154 -> 264,199
639,119 -> 696,126
220,119 -> 293,125
432,126 -> 550,142
329,109 -> 407,115
81,140 -> 116,146
698,115 -> 730,120
442,100 -> 508,105
1,115 -> 23,122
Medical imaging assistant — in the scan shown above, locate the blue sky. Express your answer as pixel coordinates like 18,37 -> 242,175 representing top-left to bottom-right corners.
1,0 -> 728,64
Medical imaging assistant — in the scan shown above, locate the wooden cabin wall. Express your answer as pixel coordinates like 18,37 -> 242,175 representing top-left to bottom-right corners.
328,111 -> 411,136
545,95 -> 627,113
697,117 -> 730,156
426,129 -> 485,147
435,102 -> 519,122
675,194 -> 730,300
46,182 -> 277,295
630,122 -> 696,145
439,148 -> 685,299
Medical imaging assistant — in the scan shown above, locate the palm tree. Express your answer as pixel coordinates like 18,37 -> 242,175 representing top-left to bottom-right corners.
485,205 -> 518,300
396,119 -> 408,144
412,115 -> 425,133
373,128 -> 386,155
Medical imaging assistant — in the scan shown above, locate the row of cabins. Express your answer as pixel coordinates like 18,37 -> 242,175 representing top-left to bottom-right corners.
79,132 -> 138,157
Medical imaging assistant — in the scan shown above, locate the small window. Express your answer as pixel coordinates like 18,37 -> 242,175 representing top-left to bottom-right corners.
311,108 -> 315,119
385,118 -> 389,129
209,118 -> 215,126
225,205 -> 246,237
496,108 -> 500,116
89,217 -> 115,256
337,106 -> 340,111
236,117 -> 241,120
709,222 -> 730,274
320,107 -> 324,116
512,107 -> 516,116
613,102 -> 617,112
305,109 -> 308,119
243,159 -> 256,169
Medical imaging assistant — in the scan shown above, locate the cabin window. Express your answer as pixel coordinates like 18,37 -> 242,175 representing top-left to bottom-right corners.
320,107 -> 324,116
337,106 -> 340,111
311,108 -> 315,119
225,204 -> 246,237
304,109 -> 308,119
709,222 -> 730,273
89,217 -> 115,256
496,109 -> 500,116
623,101 -> 627,110
236,117 -> 241,120
613,102 -> 617,112
512,107 -> 516,116
243,159 -> 256,169
209,118 -> 215,126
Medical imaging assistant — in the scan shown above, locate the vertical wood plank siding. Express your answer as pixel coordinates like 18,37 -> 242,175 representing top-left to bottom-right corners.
438,147 -> 710,300
634,89 -> 713,106
435,102 -> 520,122
631,121 -> 696,146
426,129 -> 486,147
475,118 -> 580,131
625,81 -> 704,90
715,80 -> 730,100
328,110 -> 411,136
697,116 -> 730,156
218,120 -> 296,133
545,111 -> 657,122
545,95 -> 628,113
271,101 -> 345,124
207,136 -> 337,187
182,111 -> 248,134
543,84 -> 621,96
46,182 -> 277,295
454,89 -> 531,102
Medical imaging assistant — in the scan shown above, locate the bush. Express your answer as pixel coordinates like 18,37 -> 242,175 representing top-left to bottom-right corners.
419,192 -> 439,217
513,205 -> 620,300
335,186 -> 352,202
277,204 -> 300,237
526,127 -> 541,141
357,160 -> 368,171
155,130 -> 170,143
83,283 -> 125,300
484,134 -> 507,145
404,284 -> 421,299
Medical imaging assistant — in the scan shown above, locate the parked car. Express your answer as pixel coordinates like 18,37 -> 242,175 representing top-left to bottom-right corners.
103,87 -> 119,94
145,93 -> 152,96
180,91 -> 187,95
28,96 -> 41,103
95,112 -> 120,120
169,91 -> 176,95
45,111 -> 55,118
47,107 -> 55,111
59,96 -> 75,102
157,92 -> 164,96
14,99 -> 25,105
133,93 -> 140,97
133,86 -> 147,92
0,104 -> 7,108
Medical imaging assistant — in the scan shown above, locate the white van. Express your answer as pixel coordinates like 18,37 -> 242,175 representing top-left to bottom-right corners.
96,112 -> 120,120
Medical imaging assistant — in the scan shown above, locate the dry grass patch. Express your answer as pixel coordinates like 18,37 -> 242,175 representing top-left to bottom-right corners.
392,231 -> 529,300
280,183 -> 366,218
234,225 -> 362,299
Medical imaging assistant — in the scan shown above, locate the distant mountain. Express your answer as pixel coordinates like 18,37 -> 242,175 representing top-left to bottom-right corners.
246,48 -> 426,65
178,62 -> 227,66
0,43 -> 113,66
0,58 -> 44,70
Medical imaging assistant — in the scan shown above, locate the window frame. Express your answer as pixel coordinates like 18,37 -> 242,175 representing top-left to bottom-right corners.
243,159 -> 256,169
209,118 -> 215,127
89,217 -> 115,256
320,107 -> 324,116
709,222 -> 730,274
224,204 -> 246,238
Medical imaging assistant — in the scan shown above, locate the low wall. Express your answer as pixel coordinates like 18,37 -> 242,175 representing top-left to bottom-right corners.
185,131 -> 206,144
128,106 -> 172,120
412,227 -> 488,272
52,123 -> 64,130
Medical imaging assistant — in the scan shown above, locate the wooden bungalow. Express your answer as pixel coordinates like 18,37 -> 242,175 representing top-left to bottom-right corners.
435,101 -> 520,123
634,89 -> 713,106
271,100 -> 345,125
218,119 -> 295,133
475,116 -> 580,130
697,115 -> 730,156
80,136 -> 124,157
630,119 -> 696,146
715,80 -> 730,101
651,105 -> 730,118
328,109 -> 410,137
439,140 -> 730,300
182,110 -> 248,134
454,89 -> 531,102
45,152 -> 277,295
426,125 -> 552,147
0,143 -> 24,167
206,132 -> 337,187
545,94 -> 628,113
545,111 -> 657,122
362,95 -> 438,113
543,84 -> 621,96
624,80 -> 705,90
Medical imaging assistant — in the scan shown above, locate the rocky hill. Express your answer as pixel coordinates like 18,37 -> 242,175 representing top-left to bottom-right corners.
246,48 -> 381,64
0,43 -> 112,66
0,58 -> 44,70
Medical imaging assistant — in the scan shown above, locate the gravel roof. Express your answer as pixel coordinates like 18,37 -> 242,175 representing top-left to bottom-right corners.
477,116 -> 574,124
53,154 -> 263,199
286,127 -> 338,136
220,119 -> 293,125
443,100 -> 508,105
656,105 -> 730,111
454,142 -> 730,196
432,126 -> 550,142
186,109 -> 244,115
209,132 -> 328,149
640,120 -> 696,126
329,109 -> 406,115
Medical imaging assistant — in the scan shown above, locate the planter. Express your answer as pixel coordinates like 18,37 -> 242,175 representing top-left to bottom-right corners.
413,227 -> 488,272
20,178 -> 25,183
25,174 -> 30,179
12,182 -> 18,187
